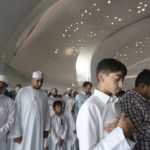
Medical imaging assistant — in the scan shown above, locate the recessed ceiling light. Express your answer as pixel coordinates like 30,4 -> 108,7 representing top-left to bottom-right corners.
114,16 -> 118,19
144,4 -> 148,7
128,9 -> 132,12
73,30 -> 76,32
142,8 -> 145,11
68,34 -> 72,37
76,27 -> 79,30
97,8 -> 100,11
93,3 -> 97,6
85,10 -> 88,13
107,0 -> 111,4
62,33 -> 66,37
65,29 -> 68,32
139,2 -> 143,5
106,16 -> 110,19
80,21 -> 84,24
94,33 -> 97,36
111,22 -> 114,25
137,10 -> 141,13
76,22 -> 79,25
81,13 -> 84,17
137,6 -> 141,9
89,12 -> 92,15
118,18 -> 122,21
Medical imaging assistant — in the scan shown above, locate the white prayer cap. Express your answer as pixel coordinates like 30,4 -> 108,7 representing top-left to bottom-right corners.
66,87 -> 72,91
0,75 -> 9,84
32,71 -> 43,79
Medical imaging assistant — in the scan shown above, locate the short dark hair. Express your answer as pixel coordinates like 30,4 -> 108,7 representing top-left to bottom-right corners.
53,100 -> 62,109
96,58 -> 127,80
83,81 -> 92,88
16,84 -> 22,88
135,69 -> 150,87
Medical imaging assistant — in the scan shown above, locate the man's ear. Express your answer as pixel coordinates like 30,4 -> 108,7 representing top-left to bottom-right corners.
98,72 -> 105,82
139,83 -> 147,91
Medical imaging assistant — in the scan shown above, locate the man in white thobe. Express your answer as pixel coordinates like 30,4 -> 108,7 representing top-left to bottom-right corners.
10,71 -> 50,150
64,100 -> 76,150
0,75 -> 15,150
48,88 -> 60,117
63,88 -> 74,102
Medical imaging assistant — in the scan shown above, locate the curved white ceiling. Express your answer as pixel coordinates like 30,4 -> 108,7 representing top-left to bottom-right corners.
1,0 -> 150,89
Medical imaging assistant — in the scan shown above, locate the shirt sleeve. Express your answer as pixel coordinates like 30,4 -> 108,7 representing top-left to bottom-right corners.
120,93 -> 150,139
76,103 -> 130,150
50,119 -> 59,144
75,94 -> 83,111
9,91 -> 22,138
0,98 -> 15,139
61,116 -> 68,140
43,96 -> 50,131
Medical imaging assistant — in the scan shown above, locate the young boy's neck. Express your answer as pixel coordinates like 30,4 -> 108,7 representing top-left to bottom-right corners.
55,112 -> 61,116
97,83 -> 112,96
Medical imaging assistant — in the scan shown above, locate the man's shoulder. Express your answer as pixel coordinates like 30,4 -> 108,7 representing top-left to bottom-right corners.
76,92 -> 85,99
21,86 -> 30,91
121,90 -> 137,101
2,94 -> 14,104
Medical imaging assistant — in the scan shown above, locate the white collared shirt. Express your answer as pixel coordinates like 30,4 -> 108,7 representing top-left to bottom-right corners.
76,89 -> 135,150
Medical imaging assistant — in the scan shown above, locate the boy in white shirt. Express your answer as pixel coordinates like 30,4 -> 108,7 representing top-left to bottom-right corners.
50,101 -> 68,150
76,58 -> 135,150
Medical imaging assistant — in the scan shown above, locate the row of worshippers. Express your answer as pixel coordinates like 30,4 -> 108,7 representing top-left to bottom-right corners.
1,58 -> 150,150
0,71 -> 92,150
44,82 -> 93,150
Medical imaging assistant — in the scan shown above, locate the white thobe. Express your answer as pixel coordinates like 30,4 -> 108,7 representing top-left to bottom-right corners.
0,94 -> 15,150
76,89 -> 135,150
10,86 -> 50,150
50,114 -> 68,150
64,100 -> 76,150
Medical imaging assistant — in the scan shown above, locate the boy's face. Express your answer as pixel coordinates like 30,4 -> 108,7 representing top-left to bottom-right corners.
54,105 -> 62,114
99,71 -> 124,95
